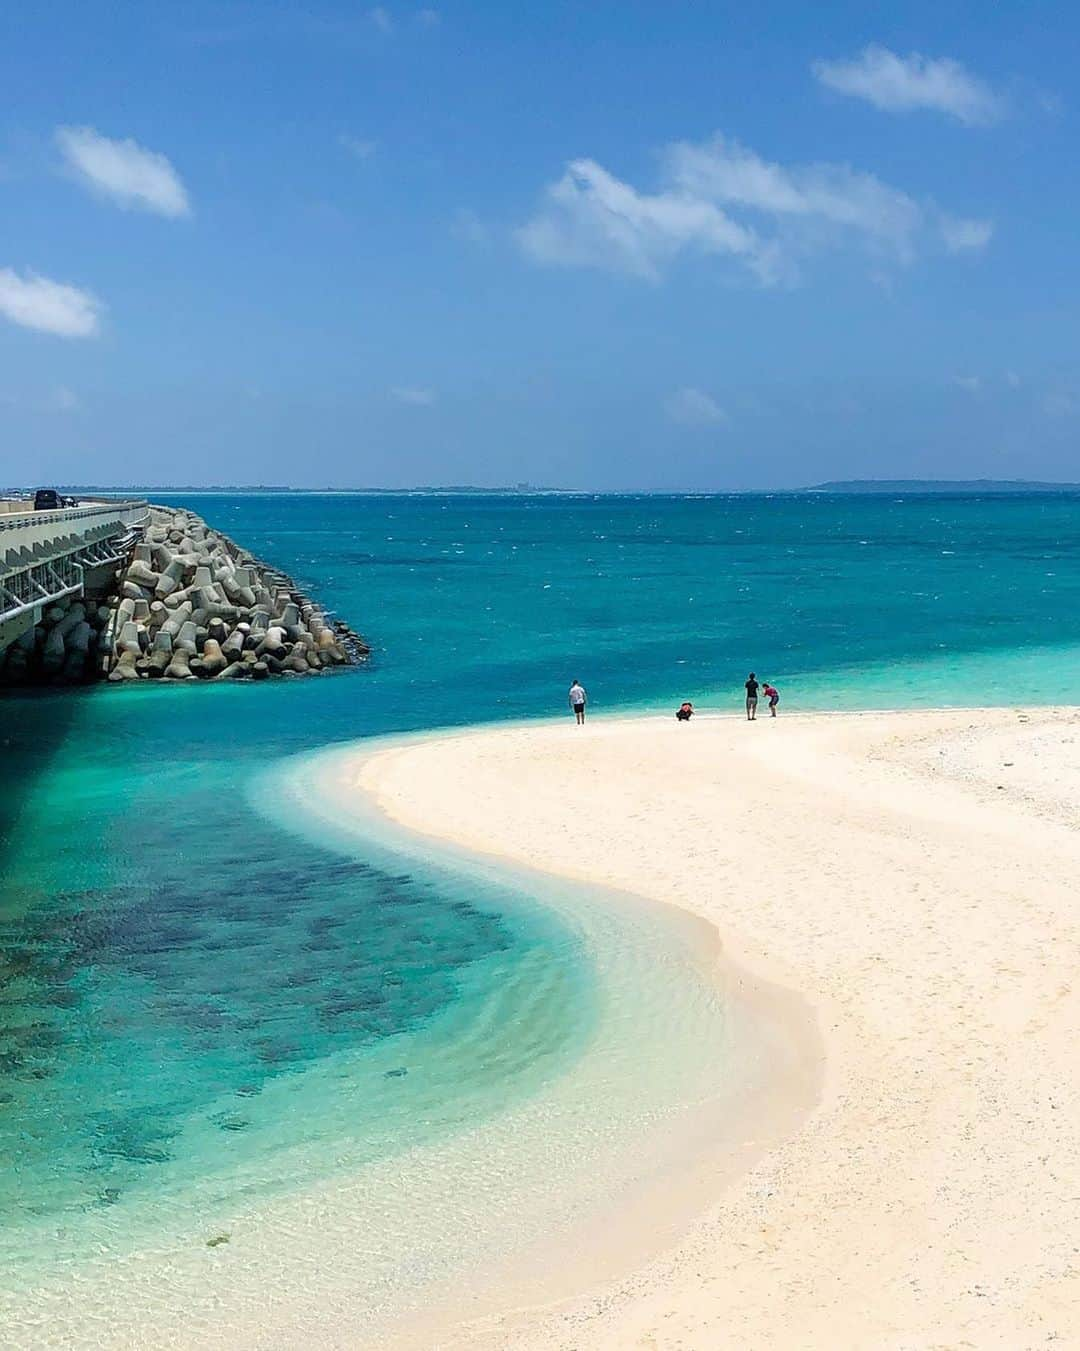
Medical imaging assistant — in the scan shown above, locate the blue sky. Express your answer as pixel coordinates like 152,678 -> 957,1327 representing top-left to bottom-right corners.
1,1 -> 1077,490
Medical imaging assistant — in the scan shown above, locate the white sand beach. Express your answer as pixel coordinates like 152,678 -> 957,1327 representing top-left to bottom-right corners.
355,706 -> 1080,1349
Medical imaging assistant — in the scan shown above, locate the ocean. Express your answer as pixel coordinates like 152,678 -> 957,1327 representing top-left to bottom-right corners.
3,490 -> 1080,1339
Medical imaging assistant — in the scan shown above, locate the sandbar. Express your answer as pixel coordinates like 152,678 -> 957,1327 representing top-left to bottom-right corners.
356,706 -> 1080,1348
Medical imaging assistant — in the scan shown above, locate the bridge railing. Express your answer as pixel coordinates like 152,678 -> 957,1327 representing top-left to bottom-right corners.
0,499 -> 150,636
0,498 -> 149,533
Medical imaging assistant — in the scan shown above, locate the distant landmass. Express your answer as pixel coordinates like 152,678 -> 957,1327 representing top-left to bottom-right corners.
805,479 -> 1080,495
9,479 -> 1080,498
17,483 -> 575,496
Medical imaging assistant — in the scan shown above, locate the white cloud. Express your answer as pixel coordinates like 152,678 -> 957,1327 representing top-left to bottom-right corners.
668,135 -> 923,261
517,157 -> 760,282
340,133 -> 377,160
813,46 -> 1004,126
369,6 -> 393,33
56,125 -> 190,217
952,375 -> 981,393
0,268 -> 102,338
519,134 -> 988,284
940,215 -> 994,252
390,385 -> 435,405
52,385 -> 81,411
666,387 -> 727,426
417,8 -> 440,25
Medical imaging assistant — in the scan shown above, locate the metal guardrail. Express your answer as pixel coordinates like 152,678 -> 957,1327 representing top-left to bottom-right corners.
0,498 -> 149,531
0,499 -> 150,637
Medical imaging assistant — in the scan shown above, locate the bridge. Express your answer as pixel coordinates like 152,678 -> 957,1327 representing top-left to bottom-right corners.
0,498 -> 150,653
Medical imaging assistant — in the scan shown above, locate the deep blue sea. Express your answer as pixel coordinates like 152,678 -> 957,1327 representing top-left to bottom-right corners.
4,491 -> 1080,1330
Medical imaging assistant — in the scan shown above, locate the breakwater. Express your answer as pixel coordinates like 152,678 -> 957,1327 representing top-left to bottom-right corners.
0,504 -> 368,686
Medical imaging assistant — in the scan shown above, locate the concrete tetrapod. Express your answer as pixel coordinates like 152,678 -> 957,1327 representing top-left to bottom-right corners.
200,638 -> 227,675
78,502 -> 368,686
165,649 -> 194,680
174,621 -> 199,656
109,649 -> 140,681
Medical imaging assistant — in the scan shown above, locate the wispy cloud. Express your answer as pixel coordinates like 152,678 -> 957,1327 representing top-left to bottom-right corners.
52,385 -> 81,411
517,157 -> 760,283
390,385 -> 436,405
669,135 -> 922,261
666,387 -> 728,426
1042,387 -> 1079,418
1037,88 -> 1065,117
56,125 -> 190,217
813,46 -> 1004,126
339,133 -> 377,161
0,268 -> 102,338
369,6 -> 438,32
940,215 -> 994,253
952,371 -> 1035,397
519,134 -> 990,284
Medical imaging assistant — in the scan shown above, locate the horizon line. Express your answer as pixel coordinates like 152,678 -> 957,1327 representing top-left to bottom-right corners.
7,477 -> 1080,497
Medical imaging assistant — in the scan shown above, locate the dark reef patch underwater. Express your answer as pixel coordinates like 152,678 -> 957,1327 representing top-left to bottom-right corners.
0,787 -> 532,1226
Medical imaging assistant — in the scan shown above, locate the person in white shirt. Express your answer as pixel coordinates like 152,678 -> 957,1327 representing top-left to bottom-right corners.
568,679 -> 587,725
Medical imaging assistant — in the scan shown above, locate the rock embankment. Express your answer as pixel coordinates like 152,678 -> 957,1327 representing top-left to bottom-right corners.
105,506 -> 368,682
0,598 -> 106,685
0,504 -> 369,687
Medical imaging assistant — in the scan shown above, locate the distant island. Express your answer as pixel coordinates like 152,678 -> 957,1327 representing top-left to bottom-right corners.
805,479 -> 1080,495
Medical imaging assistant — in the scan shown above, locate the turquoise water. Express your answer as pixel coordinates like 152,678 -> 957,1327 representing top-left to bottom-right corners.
172,489 -> 1080,724
4,491 -> 1080,1320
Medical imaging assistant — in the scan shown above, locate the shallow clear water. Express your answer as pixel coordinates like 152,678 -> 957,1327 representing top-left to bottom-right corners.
0,740 -> 592,1278
4,491 -> 1080,1328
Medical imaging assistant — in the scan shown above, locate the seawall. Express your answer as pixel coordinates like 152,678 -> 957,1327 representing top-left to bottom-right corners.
0,502 -> 369,686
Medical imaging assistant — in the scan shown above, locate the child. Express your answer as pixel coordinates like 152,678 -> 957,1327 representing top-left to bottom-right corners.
675,701 -> 694,722
762,682 -> 780,716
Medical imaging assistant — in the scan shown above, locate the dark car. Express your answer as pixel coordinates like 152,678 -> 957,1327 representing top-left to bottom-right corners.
33,488 -> 62,511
